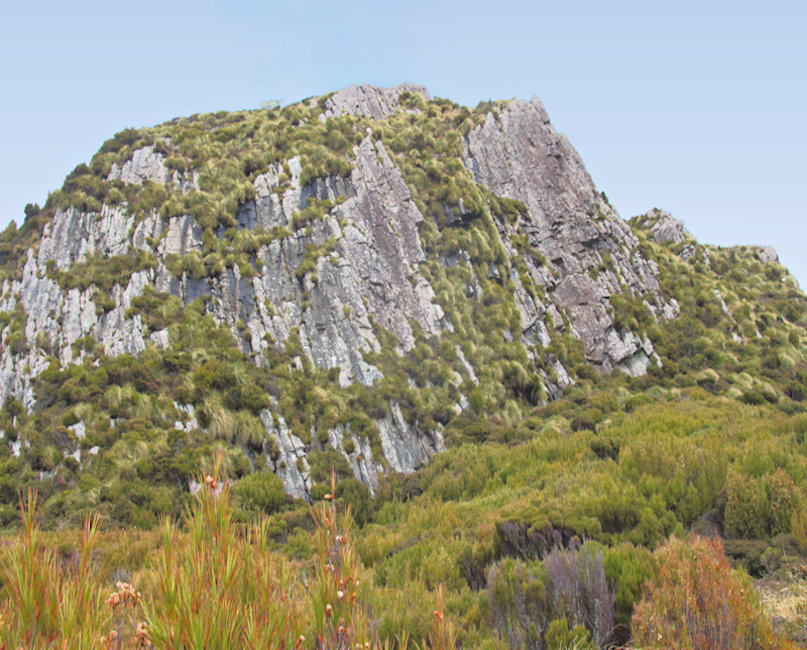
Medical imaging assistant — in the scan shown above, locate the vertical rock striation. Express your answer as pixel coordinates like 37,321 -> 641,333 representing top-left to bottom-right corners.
463,98 -> 674,374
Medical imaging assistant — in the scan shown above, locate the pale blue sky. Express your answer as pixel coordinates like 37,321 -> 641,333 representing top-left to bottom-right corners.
1,1 -> 805,284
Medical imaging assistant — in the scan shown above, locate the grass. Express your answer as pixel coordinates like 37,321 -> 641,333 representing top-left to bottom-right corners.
0,460 -> 462,648
0,492 -> 109,648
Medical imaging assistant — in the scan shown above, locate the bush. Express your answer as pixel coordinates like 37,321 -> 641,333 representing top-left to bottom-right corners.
742,390 -> 767,405
99,127 -> 142,154
308,449 -> 353,483
544,617 -> 595,650
233,470 -> 286,514
632,534 -> 785,649
724,469 -> 802,539
544,543 -> 614,647
486,558 -> 547,649
792,509 -> 807,552
484,542 -> 615,649
335,477 -> 373,527
239,383 -> 272,414
619,432 -> 726,526
602,543 -> 654,627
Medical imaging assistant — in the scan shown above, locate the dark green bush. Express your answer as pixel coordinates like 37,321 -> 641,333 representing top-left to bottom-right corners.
335,478 -> 373,526
233,470 -> 286,514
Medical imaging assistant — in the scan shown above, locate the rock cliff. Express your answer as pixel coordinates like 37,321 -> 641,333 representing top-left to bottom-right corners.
462,98 -> 672,374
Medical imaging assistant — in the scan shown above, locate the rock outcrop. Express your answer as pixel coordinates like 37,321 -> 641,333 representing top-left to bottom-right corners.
758,246 -> 779,264
320,83 -> 430,120
0,133 -> 451,497
634,208 -> 692,244
462,98 -> 673,374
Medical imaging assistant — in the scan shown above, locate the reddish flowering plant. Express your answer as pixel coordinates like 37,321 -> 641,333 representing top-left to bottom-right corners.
144,451 -> 304,648
105,580 -> 149,648
427,586 -> 458,650
0,491 -> 110,648
0,457 -> 457,648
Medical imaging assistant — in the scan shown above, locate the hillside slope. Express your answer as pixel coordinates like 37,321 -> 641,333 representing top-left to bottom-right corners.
0,84 -> 804,529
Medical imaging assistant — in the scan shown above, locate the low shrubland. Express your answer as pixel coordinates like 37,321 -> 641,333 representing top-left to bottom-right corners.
1,402 -> 803,648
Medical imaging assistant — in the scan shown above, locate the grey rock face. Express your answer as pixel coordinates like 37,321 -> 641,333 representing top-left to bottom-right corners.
377,403 -> 444,476
108,145 -> 171,186
38,205 -> 132,270
232,136 -> 447,386
261,410 -> 310,501
758,246 -> 779,264
159,216 -> 203,256
108,145 -> 198,192
635,208 -> 692,244
463,98 -> 673,372
321,83 -> 430,120
327,424 -> 384,493
0,205 -> 154,408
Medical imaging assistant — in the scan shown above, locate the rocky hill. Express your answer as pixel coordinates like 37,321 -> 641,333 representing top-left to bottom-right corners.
0,83 -> 804,527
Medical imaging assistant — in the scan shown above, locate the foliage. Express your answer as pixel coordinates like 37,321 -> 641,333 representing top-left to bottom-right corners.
233,470 -> 286,514
0,492 -> 110,648
0,464 -> 460,648
486,558 -> 547,648
145,458 -> 305,647
544,543 -> 614,647
724,469 -> 803,539
0,89 -> 806,647
631,534 -> 791,649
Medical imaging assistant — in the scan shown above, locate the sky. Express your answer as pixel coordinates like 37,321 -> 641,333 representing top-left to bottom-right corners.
1,0 -> 805,284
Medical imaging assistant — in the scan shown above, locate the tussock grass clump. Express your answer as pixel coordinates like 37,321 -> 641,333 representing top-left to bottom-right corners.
0,460 -> 458,648
0,492 -> 110,648
145,457 -> 305,647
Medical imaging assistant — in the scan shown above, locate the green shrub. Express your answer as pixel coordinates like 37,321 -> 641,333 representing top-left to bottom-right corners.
724,469 -> 802,539
544,617 -> 595,650
335,478 -> 373,527
742,390 -> 767,405
602,543 -> 655,627
233,470 -> 285,514
486,558 -> 547,648
791,510 -> 807,551
308,449 -> 352,483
